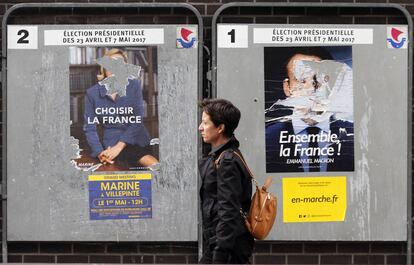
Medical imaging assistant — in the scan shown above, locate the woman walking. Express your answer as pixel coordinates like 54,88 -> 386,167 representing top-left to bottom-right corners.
198,99 -> 254,264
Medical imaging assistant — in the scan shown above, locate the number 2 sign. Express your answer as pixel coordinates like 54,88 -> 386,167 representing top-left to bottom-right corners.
8,26 -> 38,49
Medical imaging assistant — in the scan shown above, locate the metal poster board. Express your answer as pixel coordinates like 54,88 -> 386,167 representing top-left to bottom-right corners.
213,3 -> 412,243
4,4 -> 203,241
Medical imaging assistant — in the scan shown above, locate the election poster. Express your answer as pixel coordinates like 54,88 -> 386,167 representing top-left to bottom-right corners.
7,23 -> 199,240
69,46 -> 159,172
89,173 -> 152,220
264,46 -> 354,173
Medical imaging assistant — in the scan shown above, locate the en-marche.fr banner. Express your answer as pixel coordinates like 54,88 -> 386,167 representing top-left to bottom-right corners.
283,176 -> 347,223
88,173 -> 152,220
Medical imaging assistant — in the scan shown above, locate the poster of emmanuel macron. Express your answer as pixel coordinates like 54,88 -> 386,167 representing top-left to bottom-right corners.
264,46 -> 354,173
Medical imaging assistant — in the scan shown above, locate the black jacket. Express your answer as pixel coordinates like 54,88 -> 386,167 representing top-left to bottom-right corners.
199,136 -> 253,263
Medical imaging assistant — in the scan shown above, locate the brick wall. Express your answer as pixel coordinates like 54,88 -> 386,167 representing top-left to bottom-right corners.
4,241 -> 409,264
7,242 -> 198,263
0,1 -> 413,264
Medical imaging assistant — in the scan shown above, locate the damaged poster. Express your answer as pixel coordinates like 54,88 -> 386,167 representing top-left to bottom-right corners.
70,47 -> 159,172
264,46 -> 354,173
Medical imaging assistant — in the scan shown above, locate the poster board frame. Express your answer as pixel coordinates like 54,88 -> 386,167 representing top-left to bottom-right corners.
212,3 -> 412,265
2,2 -> 203,262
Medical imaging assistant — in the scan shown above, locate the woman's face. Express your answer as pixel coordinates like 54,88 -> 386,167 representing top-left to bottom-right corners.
199,111 -> 221,144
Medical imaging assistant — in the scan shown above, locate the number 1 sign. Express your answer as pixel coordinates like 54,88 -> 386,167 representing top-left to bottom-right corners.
217,25 -> 248,48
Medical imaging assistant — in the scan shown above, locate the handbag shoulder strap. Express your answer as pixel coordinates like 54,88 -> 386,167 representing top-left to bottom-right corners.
215,150 -> 259,188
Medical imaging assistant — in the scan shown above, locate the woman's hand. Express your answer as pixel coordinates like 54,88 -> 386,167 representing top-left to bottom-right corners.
101,142 -> 127,163
98,150 -> 113,165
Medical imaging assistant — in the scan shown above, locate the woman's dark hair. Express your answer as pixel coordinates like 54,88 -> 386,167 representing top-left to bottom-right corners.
200,98 -> 241,138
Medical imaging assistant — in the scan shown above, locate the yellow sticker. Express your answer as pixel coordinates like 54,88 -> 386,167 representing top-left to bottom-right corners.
283,176 -> 346,223
88,173 -> 152,181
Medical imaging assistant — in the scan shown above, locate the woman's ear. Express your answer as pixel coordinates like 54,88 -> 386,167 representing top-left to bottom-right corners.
217,124 -> 225,135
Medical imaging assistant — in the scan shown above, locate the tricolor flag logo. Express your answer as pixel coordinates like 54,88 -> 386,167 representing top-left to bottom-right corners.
386,27 -> 407,49
176,27 -> 197,48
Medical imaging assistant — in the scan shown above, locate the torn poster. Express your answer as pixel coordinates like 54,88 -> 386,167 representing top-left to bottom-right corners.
264,46 -> 354,173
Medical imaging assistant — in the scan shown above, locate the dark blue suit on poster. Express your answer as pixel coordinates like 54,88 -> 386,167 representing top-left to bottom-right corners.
265,117 -> 354,173
83,79 -> 150,158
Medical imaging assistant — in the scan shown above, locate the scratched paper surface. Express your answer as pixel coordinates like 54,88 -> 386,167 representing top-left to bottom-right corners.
217,24 -> 408,241
7,25 -> 198,241
264,52 -> 355,173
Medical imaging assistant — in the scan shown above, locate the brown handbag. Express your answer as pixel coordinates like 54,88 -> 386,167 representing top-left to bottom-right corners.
215,151 -> 277,240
